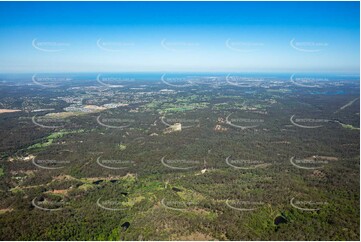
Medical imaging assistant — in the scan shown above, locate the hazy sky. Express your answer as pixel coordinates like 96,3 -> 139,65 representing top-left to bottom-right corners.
0,1 -> 359,73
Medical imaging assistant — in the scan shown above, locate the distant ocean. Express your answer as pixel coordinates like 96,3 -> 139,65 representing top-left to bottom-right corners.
0,72 -> 360,83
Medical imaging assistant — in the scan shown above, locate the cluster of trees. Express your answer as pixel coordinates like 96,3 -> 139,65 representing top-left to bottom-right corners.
0,82 -> 359,240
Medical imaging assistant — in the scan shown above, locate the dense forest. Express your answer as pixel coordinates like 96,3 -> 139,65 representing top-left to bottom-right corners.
0,76 -> 359,240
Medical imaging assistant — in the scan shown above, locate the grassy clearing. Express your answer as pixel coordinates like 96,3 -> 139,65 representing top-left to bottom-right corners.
27,129 -> 85,150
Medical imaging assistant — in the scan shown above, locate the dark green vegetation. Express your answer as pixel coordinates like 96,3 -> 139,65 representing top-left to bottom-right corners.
0,74 -> 359,240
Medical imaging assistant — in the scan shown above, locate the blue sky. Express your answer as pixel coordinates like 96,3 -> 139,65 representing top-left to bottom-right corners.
0,1 -> 359,73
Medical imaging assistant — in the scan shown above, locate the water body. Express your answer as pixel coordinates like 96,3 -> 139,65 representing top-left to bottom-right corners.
274,216 -> 287,225
121,222 -> 130,231
93,180 -> 103,185
172,187 -> 182,192
309,90 -> 345,95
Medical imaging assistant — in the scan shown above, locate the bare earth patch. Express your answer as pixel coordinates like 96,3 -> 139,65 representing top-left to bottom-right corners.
0,208 -> 14,214
0,109 -> 21,114
174,232 -> 215,241
45,189 -> 69,195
